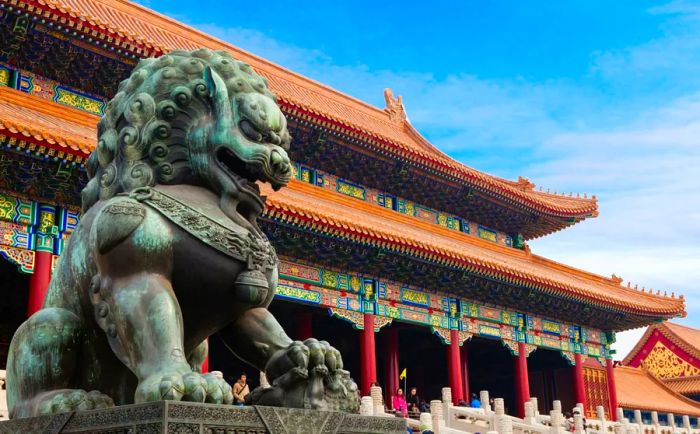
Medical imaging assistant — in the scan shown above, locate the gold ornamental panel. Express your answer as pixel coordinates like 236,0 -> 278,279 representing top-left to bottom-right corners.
641,341 -> 700,379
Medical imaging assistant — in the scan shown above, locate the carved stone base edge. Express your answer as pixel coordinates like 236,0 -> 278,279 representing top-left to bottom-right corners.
0,401 -> 407,434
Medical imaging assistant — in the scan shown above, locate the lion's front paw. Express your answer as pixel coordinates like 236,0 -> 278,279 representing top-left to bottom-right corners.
136,371 -> 233,404
37,389 -> 114,415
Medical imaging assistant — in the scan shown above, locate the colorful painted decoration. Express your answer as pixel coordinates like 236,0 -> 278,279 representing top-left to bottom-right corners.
292,162 -> 518,248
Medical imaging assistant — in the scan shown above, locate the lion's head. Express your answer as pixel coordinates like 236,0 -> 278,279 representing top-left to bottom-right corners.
82,49 -> 292,218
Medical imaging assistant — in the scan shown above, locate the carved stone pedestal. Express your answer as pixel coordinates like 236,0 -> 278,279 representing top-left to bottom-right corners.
0,401 -> 407,434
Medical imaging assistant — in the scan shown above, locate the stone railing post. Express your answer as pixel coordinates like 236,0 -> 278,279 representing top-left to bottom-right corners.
492,396 -> 506,431
360,396 -> 374,416
616,408 -> 625,424
683,415 -> 692,432
524,401 -> 537,425
441,387 -> 452,423
668,413 -> 676,430
494,398 -> 513,434
634,410 -> 642,424
442,387 -> 452,405
651,411 -> 660,434
550,408 -> 564,434
596,405 -> 607,433
530,397 -> 540,417
370,385 -> 383,416
259,371 -> 270,389
553,400 -> 562,413
574,412 -> 585,434
431,400 -> 444,434
633,409 -> 644,434
420,412 -> 433,432
480,390 -> 492,413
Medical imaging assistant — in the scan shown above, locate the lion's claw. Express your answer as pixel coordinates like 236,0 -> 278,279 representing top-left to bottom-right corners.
311,365 -> 329,376
137,371 -> 233,405
38,390 -> 114,415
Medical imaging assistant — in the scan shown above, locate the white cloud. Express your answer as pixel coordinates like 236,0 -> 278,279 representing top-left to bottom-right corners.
615,328 -> 648,360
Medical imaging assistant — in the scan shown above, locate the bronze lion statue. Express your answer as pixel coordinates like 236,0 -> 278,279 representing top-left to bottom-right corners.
6,49 -> 359,418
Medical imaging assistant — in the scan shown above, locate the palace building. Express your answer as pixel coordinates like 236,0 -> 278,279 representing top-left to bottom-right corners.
0,0 -> 689,421
623,322 -> 700,403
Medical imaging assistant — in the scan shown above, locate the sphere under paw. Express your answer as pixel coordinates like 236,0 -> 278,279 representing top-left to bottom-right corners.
136,371 -> 233,404
38,389 -> 114,415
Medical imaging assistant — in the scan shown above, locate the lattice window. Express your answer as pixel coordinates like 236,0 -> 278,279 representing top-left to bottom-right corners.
583,367 -> 610,418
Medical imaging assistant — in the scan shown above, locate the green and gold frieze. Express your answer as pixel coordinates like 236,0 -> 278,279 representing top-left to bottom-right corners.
0,193 -> 610,360
0,61 -> 107,116
276,256 -> 611,360
0,193 -> 80,272
291,162 -> 518,249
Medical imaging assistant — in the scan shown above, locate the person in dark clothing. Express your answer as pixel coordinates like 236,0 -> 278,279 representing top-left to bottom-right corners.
407,387 -> 421,415
419,400 -> 429,413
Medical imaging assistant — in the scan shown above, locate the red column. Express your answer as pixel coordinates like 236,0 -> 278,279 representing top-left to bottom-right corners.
27,250 -> 52,316
606,358 -> 618,421
461,343 -> 470,401
514,342 -> 530,418
201,338 -> 209,373
447,329 -> 464,404
384,328 -> 399,408
360,313 -> 377,395
573,353 -> 587,411
296,310 -> 313,341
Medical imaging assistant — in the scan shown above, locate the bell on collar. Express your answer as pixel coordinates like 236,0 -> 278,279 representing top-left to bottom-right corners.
234,268 -> 269,293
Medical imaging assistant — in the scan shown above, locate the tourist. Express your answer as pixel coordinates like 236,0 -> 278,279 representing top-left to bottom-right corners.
572,409 -> 587,432
419,399 -> 430,413
407,387 -> 421,416
392,388 -> 408,417
469,393 -> 481,408
564,412 -> 574,431
233,373 -> 250,405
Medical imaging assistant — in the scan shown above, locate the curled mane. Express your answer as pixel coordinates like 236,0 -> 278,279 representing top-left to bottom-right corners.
81,48 -> 276,212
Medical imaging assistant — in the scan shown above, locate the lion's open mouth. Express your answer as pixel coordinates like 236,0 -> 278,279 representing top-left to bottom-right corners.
216,147 -> 261,195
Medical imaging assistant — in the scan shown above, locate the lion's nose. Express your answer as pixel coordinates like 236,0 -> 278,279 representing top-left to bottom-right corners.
270,149 -> 290,175
266,130 -> 282,145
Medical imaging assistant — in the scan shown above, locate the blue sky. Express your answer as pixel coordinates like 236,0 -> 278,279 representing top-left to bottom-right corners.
137,0 -> 700,357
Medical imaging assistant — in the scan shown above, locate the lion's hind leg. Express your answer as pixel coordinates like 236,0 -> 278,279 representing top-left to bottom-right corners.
6,307 -> 114,418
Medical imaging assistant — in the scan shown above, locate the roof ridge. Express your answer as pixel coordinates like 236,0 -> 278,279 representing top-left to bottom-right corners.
666,322 -> 698,331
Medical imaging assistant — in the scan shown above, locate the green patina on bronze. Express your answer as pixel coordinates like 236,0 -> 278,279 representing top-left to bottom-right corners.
6,49 -> 360,419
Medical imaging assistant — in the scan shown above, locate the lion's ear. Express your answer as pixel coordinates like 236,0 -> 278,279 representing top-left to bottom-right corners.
203,66 -> 216,97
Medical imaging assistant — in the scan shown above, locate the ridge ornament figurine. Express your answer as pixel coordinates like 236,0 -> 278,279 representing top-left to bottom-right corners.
6,49 -> 360,419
